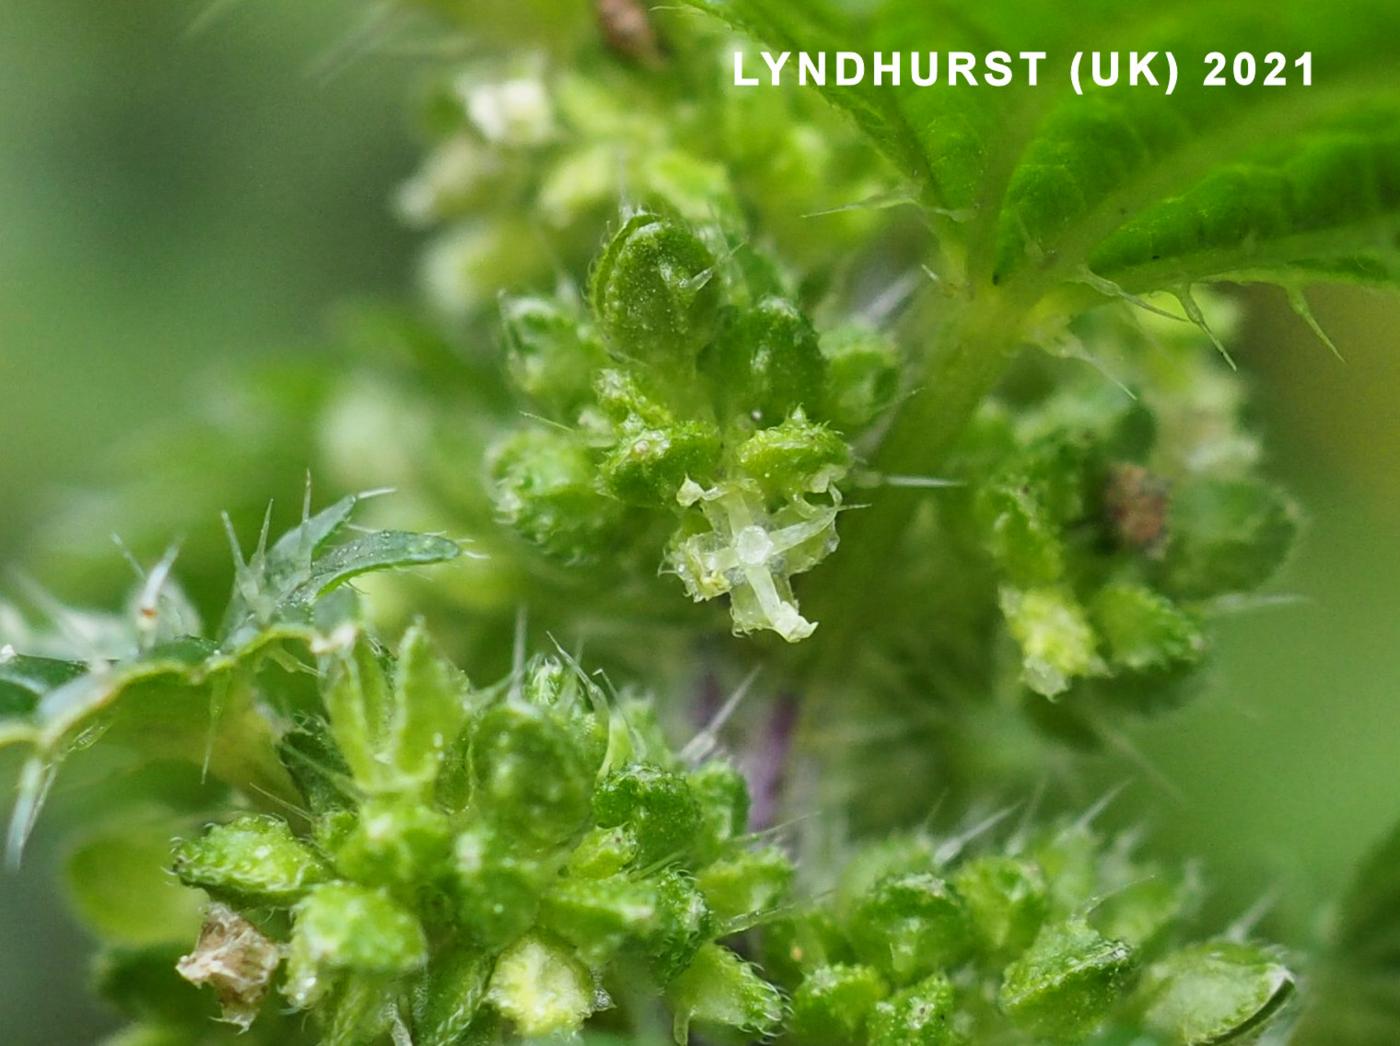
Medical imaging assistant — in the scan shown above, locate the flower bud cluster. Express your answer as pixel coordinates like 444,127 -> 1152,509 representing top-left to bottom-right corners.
949,309 -> 1298,709
490,211 -> 900,641
769,820 -> 1294,1044
166,631 -> 789,1043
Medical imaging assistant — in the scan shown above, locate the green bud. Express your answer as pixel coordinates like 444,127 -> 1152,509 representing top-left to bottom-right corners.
412,943 -> 493,1046
285,882 -> 427,1009
761,907 -> 853,984
734,410 -> 851,499
790,963 -> 888,1044
600,414 -> 722,506
173,814 -> 329,907
472,701 -> 595,847
318,626 -> 467,797
819,323 -> 901,432
647,869 -> 714,982
696,846 -> 793,925
975,483 -> 1066,586
333,797 -> 452,889
667,943 -> 784,1044
952,855 -> 1049,963
389,622 -> 471,789
998,917 -> 1135,1041
1136,940 -> 1294,1045
278,719 -> 353,816
1090,582 -> 1206,675
540,874 -> 659,967
1158,477 -> 1298,598
320,634 -> 395,794
489,428 -> 624,565
999,586 -> 1106,698
850,873 -> 972,985
687,761 -> 751,863
590,211 -> 720,367
593,763 -> 701,868
486,932 -> 598,1038
567,825 -> 639,879
704,297 -> 826,426
520,654 -> 608,772
592,366 -> 673,426
868,973 -> 960,1046
453,825 -> 545,949
500,295 -> 607,418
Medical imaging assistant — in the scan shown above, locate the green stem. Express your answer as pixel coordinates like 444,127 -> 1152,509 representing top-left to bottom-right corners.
796,284 -> 1035,687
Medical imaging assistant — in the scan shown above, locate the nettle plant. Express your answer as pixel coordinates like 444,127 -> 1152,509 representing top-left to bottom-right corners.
5,0 -> 1400,1043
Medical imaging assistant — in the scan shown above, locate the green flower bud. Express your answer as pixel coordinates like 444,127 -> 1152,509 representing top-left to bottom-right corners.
500,295 -> 607,419
592,763 -> 701,868
735,410 -> 851,499
590,211 -> 720,367
489,428 -> 624,565
998,917 -> 1135,1041
486,932 -> 598,1038
453,825 -> 545,949
285,882 -> 427,1009
850,873 -> 972,985
333,797 -> 453,889
1091,582 -> 1206,675
1000,586 -> 1106,698
471,701 -> 594,847
1136,940 -> 1294,1045
667,943 -> 784,1044
868,973 -> 960,1046
761,907 -> 853,984
567,825 -> 638,879
173,814 -> 329,907
389,622 -> 471,790
592,366 -> 673,426
704,297 -> 826,426
975,483 -> 1065,587
319,626 -> 469,796
951,855 -> 1049,963
697,846 -> 794,925
520,654 -> 608,772
819,323 -> 901,432
600,414 -> 722,506
1158,477 -> 1298,598
647,869 -> 714,982
540,874 -> 659,966
278,719 -> 353,816
790,963 -> 889,1044
687,761 -> 751,863
411,943 -> 493,1046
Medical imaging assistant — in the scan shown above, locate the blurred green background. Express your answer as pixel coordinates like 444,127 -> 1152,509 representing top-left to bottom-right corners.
1,2 -> 1397,1042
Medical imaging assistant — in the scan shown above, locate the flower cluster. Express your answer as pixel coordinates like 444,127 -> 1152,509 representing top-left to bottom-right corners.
489,211 -> 900,641
164,632 -> 788,1043
768,818 -> 1293,1044
947,305 -> 1298,709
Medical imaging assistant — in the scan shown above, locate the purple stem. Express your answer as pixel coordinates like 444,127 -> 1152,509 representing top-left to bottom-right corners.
744,691 -> 799,833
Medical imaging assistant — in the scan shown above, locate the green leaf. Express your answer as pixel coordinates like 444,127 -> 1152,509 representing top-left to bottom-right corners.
687,0 -> 1400,301
1137,940 -> 1294,1045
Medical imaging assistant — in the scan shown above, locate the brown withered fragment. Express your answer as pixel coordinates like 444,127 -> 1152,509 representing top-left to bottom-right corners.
176,902 -> 282,1030
1104,462 -> 1170,551
596,0 -> 666,68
